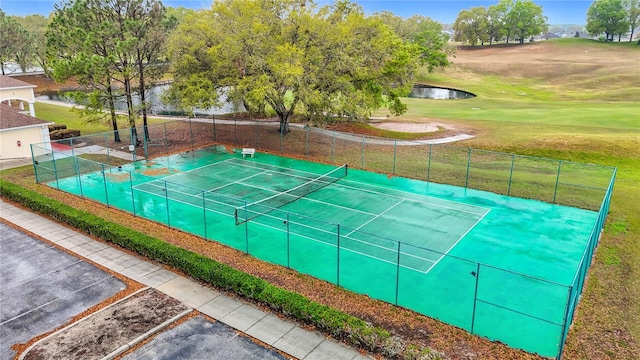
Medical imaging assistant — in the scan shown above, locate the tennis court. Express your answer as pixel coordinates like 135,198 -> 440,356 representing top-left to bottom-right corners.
132,157 -> 488,274
46,146 -> 602,358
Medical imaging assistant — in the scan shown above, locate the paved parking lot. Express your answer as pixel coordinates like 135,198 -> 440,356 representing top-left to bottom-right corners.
122,316 -> 288,360
0,223 -> 125,359
0,200 -> 368,359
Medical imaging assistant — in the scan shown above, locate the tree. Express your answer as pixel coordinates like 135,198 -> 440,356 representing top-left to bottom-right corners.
623,0 -> 640,41
453,7 -> 490,46
373,13 -> 452,72
167,0 -> 423,133
0,10 -> 28,74
498,0 -> 518,43
14,15 -> 51,76
487,3 -> 508,44
120,0 -> 176,141
511,0 -> 547,43
47,0 -> 123,142
587,0 -> 629,41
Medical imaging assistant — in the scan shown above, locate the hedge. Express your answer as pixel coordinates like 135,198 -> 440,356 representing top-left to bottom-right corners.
0,180 -> 447,359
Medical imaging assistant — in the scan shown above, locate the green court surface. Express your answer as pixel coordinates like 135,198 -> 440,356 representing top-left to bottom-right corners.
48,147 -> 598,358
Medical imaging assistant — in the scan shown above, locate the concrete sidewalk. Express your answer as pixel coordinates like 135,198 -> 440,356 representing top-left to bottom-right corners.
0,200 -> 369,360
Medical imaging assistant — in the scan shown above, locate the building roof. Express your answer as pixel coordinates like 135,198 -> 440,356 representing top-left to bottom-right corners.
0,75 -> 37,90
0,103 -> 52,130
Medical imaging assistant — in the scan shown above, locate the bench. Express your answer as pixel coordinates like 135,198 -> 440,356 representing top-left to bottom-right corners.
241,148 -> 255,158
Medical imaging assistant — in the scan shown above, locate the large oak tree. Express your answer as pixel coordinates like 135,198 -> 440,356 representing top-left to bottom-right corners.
167,0 -> 424,133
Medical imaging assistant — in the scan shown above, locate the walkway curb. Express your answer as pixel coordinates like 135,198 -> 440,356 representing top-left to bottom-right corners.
102,308 -> 194,360
18,287 -> 151,360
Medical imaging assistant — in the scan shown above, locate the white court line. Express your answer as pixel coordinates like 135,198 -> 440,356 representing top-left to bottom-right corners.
345,199 -> 405,237
256,218 -> 436,272
160,159 -> 239,180
206,170 -> 270,193
235,181 -> 379,217
225,159 -> 489,216
138,157 -> 486,273
132,185 -> 437,273
426,209 -> 492,274
134,161 -> 267,194
225,160 -> 489,272
134,182 -> 240,209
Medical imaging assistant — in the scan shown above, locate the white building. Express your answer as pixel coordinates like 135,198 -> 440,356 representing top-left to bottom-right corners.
0,75 -> 37,117
0,103 -> 52,159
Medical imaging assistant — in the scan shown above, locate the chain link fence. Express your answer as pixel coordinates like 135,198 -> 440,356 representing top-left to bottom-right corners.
31,118 -> 616,359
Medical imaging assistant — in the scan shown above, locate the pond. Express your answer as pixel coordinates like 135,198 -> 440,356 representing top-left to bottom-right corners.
37,84 -> 245,116
409,84 -> 476,99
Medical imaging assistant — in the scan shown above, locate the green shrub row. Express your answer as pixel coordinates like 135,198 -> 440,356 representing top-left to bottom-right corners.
0,180 -> 444,359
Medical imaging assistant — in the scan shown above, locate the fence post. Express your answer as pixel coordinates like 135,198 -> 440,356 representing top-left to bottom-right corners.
130,127 -> 137,162
163,122 -> 168,155
202,192 -> 207,239
427,144 -> 432,182
70,138 -> 84,198
465,148 -> 472,188
101,164 -> 109,207
212,114 -> 217,142
557,286 -> 574,360
51,148 -> 60,189
244,204 -> 249,254
393,141 -> 397,174
31,144 -> 39,183
470,262 -> 480,333
507,154 -> 515,196
553,161 -> 563,203
188,118 -> 195,149
361,136 -> 365,169
143,125 -> 149,159
331,131 -> 335,163
104,132 -> 111,165
395,242 -> 401,305
235,120 -> 238,145
286,212 -> 290,268
129,172 -> 136,216
280,126 -> 284,154
305,127 -> 309,159
336,224 -> 341,286
255,121 -> 260,148
164,181 -> 171,227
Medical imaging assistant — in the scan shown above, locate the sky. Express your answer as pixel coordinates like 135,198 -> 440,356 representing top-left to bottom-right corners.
0,0 -> 593,25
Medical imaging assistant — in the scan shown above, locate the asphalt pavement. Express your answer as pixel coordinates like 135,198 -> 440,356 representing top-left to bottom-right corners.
0,200 -> 369,360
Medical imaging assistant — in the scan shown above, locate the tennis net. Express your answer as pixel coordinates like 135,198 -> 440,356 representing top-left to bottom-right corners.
235,164 -> 348,224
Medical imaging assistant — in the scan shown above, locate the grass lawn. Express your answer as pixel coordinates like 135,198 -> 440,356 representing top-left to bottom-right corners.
376,38 -> 640,359
34,102 -> 166,136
